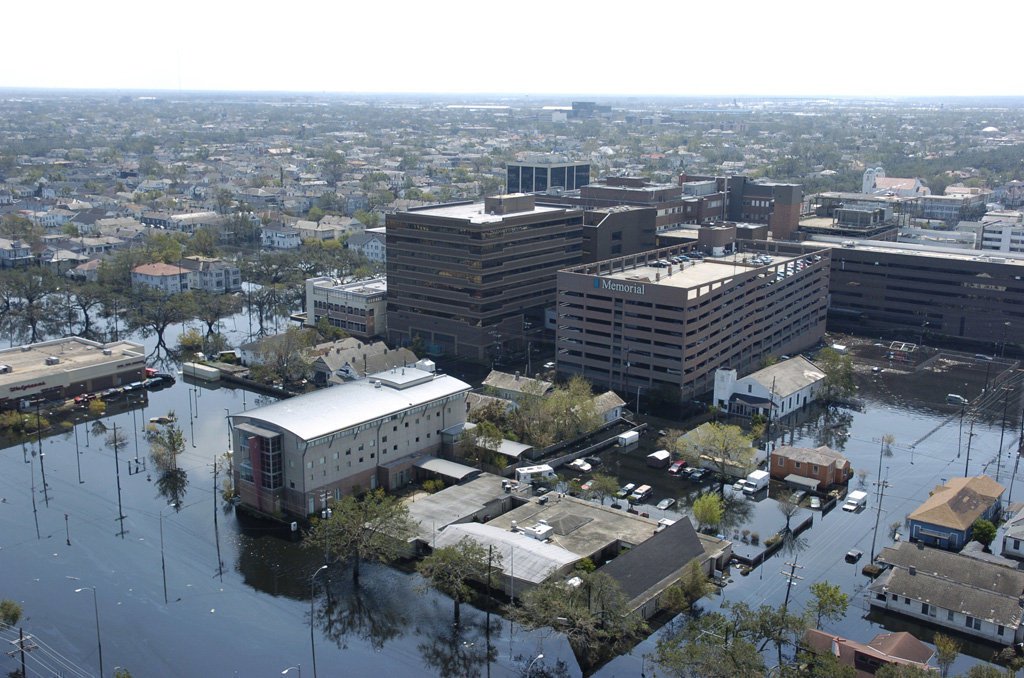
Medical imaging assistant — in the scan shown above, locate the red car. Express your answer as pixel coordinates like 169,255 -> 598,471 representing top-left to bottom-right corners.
667,460 -> 687,476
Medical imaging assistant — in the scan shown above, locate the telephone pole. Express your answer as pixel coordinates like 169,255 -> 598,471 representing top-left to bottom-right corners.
6,628 -> 37,678
780,559 -> 804,613
870,477 -> 891,563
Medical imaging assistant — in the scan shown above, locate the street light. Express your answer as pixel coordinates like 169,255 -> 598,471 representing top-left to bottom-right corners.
160,502 -> 178,604
282,666 -> 302,678
526,653 -> 544,676
310,565 -> 328,678
75,586 -> 104,678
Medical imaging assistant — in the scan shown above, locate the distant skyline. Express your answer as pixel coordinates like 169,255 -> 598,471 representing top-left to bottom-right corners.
5,1 -> 1022,98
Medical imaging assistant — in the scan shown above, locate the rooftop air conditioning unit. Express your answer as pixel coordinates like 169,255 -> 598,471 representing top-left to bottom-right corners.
45,356 -> 60,366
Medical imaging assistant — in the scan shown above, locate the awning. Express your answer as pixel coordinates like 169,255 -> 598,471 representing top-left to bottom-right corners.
783,474 -> 820,491
234,422 -> 281,438
414,456 -> 479,482
730,393 -> 774,407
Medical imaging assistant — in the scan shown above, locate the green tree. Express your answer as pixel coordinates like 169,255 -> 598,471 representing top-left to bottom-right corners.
692,493 -> 724,533
146,416 -> 189,507
679,423 -> 756,494
806,581 -> 849,627
510,571 -> 647,673
417,536 -> 498,627
933,632 -> 960,678
306,489 -> 416,585
0,599 -> 22,627
816,347 -> 855,403
874,664 -> 938,678
662,560 -> 713,614
587,474 -> 620,506
972,518 -> 997,549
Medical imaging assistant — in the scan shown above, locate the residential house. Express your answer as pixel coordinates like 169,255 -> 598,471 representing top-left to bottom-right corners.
131,263 -> 190,294
320,215 -> 365,237
869,541 -> 1024,645
482,370 -> 553,406
229,366 -> 471,518
293,219 -> 344,242
713,356 -> 825,418
906,475 -> 1004,551
69,258 -> 101,282
770,445 -> 851,492
1000,506 -> 1024,561
260,225 -> 301,249
0,238 -> 34,268
178,256 -> 242,294
308,338 -> 418,385
803,629 -> 935,676
346,228 -> 386,263
593,390 -> 626,423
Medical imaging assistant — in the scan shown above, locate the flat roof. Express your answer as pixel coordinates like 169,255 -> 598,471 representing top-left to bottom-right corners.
231,373 -> 470,442
0,338 -> 145,385
405,473 -> 509,543
487,495 -> 659,558
404,201 -> 568,224
811,237 -> 1024,267
598,252 -> 806,292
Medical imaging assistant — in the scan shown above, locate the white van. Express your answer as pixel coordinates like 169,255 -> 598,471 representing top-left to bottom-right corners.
842,490 -> 868,512
629,485 -> 653,503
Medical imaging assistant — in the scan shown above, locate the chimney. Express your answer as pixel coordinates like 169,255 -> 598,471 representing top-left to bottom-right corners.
514,371 -> 520,381
908,566 -> 916,575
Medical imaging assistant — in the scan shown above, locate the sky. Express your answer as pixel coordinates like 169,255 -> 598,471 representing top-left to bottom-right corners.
3,1 -> 1022,98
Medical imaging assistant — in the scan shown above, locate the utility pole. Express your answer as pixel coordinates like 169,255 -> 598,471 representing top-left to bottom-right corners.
36,402 -> 49,506
113,423 -> 127,538
6,628 -> 38,677
780,559 -> 804,613
213,459 -> 224,581
996,386 -> 1012,481
870,477 -> 891,563
964,418 -> 977,477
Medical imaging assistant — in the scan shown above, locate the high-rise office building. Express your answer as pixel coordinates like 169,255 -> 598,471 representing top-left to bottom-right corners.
386,194 -> 584,361
507,159 -> 590,194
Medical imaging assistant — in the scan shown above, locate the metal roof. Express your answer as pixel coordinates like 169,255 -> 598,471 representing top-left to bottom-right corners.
231,373 -> 470,442
433,523 -> 578,585
414,456 -> 479,481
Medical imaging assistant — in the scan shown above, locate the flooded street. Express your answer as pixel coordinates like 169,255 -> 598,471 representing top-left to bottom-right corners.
0,318 -> 577,678
3,317 -> 1021,677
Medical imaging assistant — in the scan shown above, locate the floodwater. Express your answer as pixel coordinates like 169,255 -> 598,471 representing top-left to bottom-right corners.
0,315 -> 577,678
4,315 -> 1021,677
603,349 -> 1024,676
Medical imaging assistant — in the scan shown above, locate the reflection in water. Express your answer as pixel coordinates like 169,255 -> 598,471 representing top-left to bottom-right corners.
416,605 -> 500,678
318,565 -> 409,651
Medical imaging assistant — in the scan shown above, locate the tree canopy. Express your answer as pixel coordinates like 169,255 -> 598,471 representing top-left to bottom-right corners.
417,536 -> 498,627
678,423 -> 756,493
306,489 -> 416,585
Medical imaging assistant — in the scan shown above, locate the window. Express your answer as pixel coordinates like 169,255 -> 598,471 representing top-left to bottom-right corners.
812,465 -> 819,474
777,457 -> 784,467
794,461 -> 801,469
998,625 -> 1005,636
965,616 -> 981,630
947,610 -> 955,621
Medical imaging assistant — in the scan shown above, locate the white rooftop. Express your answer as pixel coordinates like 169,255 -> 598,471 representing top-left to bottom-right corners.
432,522 -> 578,584
408,201 -> 567,225
232,372 -> 470,442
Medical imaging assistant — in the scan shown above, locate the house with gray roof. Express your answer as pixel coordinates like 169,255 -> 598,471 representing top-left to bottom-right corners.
713,355 -> 825,418
869,541 -> 1024,645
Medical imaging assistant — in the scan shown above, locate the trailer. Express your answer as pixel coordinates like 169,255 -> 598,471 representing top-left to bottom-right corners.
617,431 -> 640,447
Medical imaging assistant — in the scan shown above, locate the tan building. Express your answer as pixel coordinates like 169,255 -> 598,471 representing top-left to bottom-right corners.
0,337 -> 145,409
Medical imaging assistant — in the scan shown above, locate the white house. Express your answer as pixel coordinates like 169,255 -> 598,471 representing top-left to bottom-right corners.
260,225 -> 302,249
713,356 -> 825,418
131,263 -> 190,294
869,541 -> 1024,645
347,228 -> 386,263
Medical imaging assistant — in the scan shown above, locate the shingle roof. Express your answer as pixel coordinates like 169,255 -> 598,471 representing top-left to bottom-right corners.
907,475 -> 1005,531
598,518 -> 705,601
872,542 -> 1024,628
745,355 -> 824,397
773,445 -> 848,468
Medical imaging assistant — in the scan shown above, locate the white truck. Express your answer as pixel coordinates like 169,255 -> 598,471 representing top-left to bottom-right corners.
515,464 -> 556,484
741,469 -> 770,494
617,431 -> 640,447
842,490 -> 868,512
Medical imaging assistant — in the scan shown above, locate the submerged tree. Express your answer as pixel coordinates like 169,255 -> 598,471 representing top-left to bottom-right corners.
306,489 -> 416,585
417,536 -> 498,627
146,415 -> 189,507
